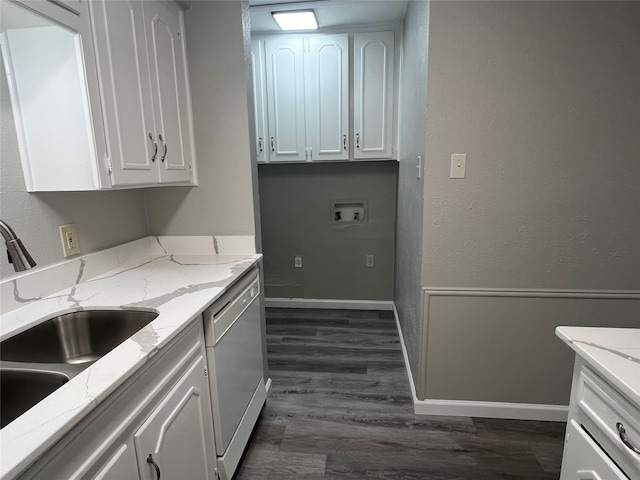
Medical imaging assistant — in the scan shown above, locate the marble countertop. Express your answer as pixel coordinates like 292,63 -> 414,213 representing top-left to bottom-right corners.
0,236 -> 261,479
556,326 -> 640,407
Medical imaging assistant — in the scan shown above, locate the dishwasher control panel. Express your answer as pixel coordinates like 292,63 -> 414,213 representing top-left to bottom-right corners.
203,268 -> 260,346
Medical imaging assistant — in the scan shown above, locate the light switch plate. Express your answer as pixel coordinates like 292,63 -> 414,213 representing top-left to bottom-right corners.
60,224 -> 81,257
450,154 -> 466,178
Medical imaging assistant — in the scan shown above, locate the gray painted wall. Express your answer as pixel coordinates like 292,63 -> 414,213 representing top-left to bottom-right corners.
422,1 -> 640,291
395,0 -> 429,389
0,62 -> 148,280
259,161 -> 397,300
415,1 -> 640,404
145,1 -> 257,240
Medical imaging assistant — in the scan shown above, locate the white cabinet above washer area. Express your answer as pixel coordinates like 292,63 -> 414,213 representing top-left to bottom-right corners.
0,0 -> 197,192
252,31 -> 396,164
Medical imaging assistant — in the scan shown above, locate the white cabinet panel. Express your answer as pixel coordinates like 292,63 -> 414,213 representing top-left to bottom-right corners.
265,37 -> 306,162
135,354 -> 217,480
90,0 -> 156,186
145,0 -> 194,183
353,31 -> 394,159
251,39 -> 269,163
561,420 -> 627,480
305,34 -> 349,161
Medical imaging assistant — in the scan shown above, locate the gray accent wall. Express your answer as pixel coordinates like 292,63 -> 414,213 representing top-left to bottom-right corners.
410,1 -> 640,404
0,62 -> 148,280
422,1 -> 640,291
259,161 -> 397,301
395,0 -> 429,390
144,1 -> 257,240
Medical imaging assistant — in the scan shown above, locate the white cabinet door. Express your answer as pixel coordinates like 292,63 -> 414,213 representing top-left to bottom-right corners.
251,39 -> 269,163
560,420 -> 627,480
90,0 -> 157,187
305,34 -> 349,161
353,31 -> 394,159
134,354 -> 217,480
265,37 -> 306,162
145,0 -> 194,183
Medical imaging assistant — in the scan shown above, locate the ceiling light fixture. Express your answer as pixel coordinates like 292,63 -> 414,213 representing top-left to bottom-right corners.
271,10 -> 318,31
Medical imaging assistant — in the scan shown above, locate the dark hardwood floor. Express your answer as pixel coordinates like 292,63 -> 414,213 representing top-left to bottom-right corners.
235,308 -> 566,479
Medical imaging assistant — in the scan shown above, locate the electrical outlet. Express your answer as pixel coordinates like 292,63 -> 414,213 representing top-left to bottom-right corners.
366,254 -> 375,268
59,224 -> 81,257
294,255 -> 303,268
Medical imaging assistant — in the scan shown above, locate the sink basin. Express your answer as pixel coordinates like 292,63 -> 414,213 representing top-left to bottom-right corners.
0,370 -> 70,428
0,310 -> 158,364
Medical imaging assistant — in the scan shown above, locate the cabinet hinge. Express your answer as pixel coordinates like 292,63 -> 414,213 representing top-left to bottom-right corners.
178,30 -> 181,40
204,366 -> 208,378
104,154 -> 113,176
189,162 -> 193,172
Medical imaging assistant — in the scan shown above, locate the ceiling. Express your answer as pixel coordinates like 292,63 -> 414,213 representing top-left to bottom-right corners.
249,0 -> 408,33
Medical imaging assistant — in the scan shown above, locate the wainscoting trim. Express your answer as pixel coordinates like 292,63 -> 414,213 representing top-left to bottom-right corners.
264,297 -> 394,310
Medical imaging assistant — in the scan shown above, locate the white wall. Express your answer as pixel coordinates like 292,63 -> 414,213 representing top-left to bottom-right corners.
144,1 -> 257,240
395,0 -> 429,390
0,62 -> 148,280
417,1 -> 640,407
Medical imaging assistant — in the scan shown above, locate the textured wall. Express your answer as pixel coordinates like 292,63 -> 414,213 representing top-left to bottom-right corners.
395,0 -> 430,391
419,1 -> 640,404
0,62 -> 148,280
145,0 -> 257,239
259,162 -> 397,301
422,1 -> 640,291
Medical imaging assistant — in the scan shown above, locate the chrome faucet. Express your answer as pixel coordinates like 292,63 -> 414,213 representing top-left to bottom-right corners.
0,220 -> 36,272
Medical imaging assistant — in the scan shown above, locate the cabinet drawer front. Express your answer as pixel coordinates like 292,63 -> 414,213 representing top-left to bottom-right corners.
561,420 -> 627,480
577,366 -> 640,476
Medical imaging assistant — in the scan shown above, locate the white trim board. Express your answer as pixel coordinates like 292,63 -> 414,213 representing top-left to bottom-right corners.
264,297 -> 394,310
392,305 -> 569,422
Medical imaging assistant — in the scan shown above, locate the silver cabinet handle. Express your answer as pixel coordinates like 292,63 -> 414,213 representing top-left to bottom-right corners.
310,147 -> 312,160
270,137 -> 275,152
356,133 -> 360,149
617,423 -> 640,454
147,454 -> 161,479
343,134 -> 347,150
158,133 -> 167,162
258,137 -> 263,153
148,133 -> 157,162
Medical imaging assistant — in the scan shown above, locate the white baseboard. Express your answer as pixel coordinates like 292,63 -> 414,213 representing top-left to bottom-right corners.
264,297 -> 394,310
413,398 -> 568,422
392,304 -> 569,422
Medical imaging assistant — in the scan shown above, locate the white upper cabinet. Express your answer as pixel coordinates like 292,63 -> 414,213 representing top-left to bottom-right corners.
353,31 -> 394,159
1,0 -> 196,191
1,0 -> 110,191
90,0 -> 195,186
265,36 -> 307,162
144,0 -> 194,184
251,39 -> 269,163
305,34 -> 349,161
254,31 -> 394,163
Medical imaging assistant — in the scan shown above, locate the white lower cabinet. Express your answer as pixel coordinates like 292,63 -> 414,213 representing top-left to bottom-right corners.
560,360 -> 640,480
561,420 -> 627,480
21,321 -> 217,480
134,355 -> 216,480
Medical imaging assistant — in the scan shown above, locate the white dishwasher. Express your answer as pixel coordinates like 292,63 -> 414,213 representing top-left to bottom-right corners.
203,267 -> 266,480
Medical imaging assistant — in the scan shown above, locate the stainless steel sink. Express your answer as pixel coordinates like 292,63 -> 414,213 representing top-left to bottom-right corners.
0,369 -> 70,428
0,310 -> 158,364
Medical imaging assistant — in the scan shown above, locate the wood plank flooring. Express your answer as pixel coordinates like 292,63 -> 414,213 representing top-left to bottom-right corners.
235,308 -> 566,479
